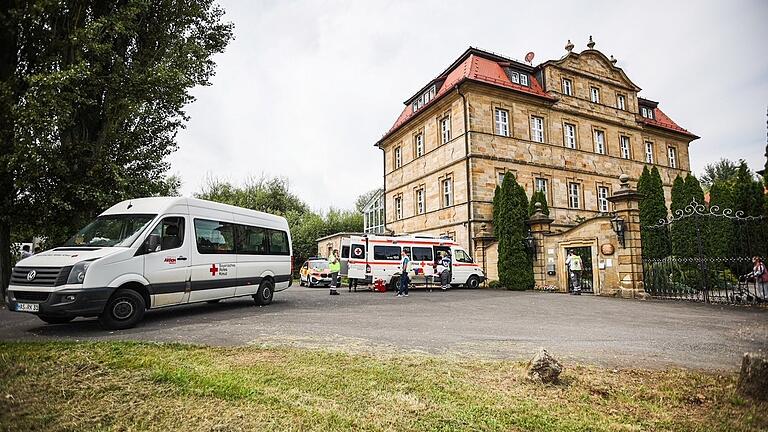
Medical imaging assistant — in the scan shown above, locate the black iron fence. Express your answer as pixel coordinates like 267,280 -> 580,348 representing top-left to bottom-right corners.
641,199 -> 768,305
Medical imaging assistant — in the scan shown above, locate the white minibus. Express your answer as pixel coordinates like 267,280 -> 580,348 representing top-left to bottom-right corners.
6,197 -> 293,329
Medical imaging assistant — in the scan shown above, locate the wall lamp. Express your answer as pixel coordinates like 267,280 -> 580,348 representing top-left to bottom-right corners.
611,214 -> 626,248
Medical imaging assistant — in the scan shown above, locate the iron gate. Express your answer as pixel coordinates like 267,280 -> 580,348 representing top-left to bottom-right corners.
641,199 -> 767,304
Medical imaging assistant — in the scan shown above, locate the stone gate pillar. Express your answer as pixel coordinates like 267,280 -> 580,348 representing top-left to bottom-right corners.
527,202 -> 554,289
607,174 -> 649,299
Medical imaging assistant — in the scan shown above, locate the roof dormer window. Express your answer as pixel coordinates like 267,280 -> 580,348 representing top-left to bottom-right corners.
412,85 -> 436,113
508,70 -> 529,87
640,106 -> 654,119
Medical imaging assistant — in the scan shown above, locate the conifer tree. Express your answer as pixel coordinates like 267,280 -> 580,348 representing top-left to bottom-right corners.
670,175 -> 693,257
528,190 -> 550,216
493,174 -> 534,290
639,166 -> 669,259
732,161 -> 763,217
706,181 -> 734,260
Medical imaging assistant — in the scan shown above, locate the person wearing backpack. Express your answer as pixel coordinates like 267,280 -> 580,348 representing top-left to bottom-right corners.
749,256 -> 768,300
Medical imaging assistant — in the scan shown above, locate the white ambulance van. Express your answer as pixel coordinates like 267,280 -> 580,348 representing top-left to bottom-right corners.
6,197 -> 293,329
343,234 -> 484,289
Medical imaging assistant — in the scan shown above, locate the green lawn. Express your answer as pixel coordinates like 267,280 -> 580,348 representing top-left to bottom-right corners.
0,342 -> 765,431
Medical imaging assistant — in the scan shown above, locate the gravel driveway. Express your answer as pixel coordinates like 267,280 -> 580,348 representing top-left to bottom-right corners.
1,287 -> 766,370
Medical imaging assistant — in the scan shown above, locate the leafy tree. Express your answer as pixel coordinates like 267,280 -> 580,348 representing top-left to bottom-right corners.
639,166 -> 669,259
700,158 -> 739,190
493,174 -> 533,290
706,180 -> 734,259
0,0 -> 233,294
528,190 -> 550,216
355,188 -> 382,213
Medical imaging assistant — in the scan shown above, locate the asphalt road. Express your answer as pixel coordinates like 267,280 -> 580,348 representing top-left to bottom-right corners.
1,287 -> 766,370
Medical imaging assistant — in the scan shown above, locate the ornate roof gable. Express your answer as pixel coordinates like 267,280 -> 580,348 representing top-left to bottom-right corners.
547,49 -> 641,91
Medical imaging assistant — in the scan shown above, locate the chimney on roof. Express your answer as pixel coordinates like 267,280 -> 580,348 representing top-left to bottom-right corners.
565,39 -> 574,53
610,55 -> 617,65
587,35 -> 595,49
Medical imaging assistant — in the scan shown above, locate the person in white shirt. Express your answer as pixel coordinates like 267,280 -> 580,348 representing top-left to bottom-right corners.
565,250 -> 583,295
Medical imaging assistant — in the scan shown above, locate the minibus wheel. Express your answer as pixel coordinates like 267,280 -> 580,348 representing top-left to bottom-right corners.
254,279 -> 274,306
38,315 -> 74,325
465,275 -> 481,289
99,288 -> 146,330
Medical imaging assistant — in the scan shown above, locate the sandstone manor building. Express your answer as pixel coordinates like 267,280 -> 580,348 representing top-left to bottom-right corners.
375,40 -> 698,281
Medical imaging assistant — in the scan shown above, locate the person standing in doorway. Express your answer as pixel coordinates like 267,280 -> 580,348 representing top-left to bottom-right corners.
328,249 -> 341,296
398,249 -> 410,297
565,250 -> 583,295
439,251 -> 452,291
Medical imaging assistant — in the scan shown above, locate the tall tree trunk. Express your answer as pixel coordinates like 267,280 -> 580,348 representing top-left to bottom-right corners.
0,221 -> 10,301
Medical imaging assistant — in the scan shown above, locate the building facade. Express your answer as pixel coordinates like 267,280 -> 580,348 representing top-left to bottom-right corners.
376,42 -> 697,281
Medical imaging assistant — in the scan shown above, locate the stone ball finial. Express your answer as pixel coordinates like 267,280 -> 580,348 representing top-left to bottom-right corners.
619,173 -> 630,187
587,35 -> 595,49
534,202 -> 543,211
610,55 -> 617,65
565,39 -> 574,52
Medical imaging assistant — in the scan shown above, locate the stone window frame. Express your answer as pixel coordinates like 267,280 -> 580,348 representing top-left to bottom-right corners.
644,139 -> 655,164
437,172 -> 454,208
532,172 -> 553,206
492,104 -> 511,137
393,193 -> 403,221
616,93 -> 626,110
393,144 -> 402,169
438,111 -> 452,145
566,177 -> 584,209
595,182 -> 612,213
496,168 -> 517,186
413,129 -> 425,159
618,134 -> 632,160
589,85 -> 601,104
413,183 -> 426,215
561,76 -> 574,96
668,146 -> 678,169
529,113 -> 546,143
591,126 -> 607,155
562,121 -> 578,150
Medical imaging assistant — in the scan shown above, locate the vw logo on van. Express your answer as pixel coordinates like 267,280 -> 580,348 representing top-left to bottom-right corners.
26,270 -> 37,281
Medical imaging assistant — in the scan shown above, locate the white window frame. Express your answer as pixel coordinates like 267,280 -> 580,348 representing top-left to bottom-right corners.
497,171 -> 506,185
563,123 -> 576,149
590,87 -> 600,103
414,133 -> 424,158
416,188 -> 425,215
617,95 -> 626,110
562,78 -> 572,96
394,196 -> 402,220
593,130 -> 605,155
394,146 -> 402,168
645,141 -> 654,164
510,71 -> 520,84
442,178 -> 453,207
668,146 -> 677,168
535,178 -> 548,195
440,115 -> 451,144
620,136 -> 631,159
568,182 -> 581,209
530,116 -> 544,143
494,108 -> 509,137
641,107 -> 654,119
598,186 -> 610,212
520,74 -> 528,86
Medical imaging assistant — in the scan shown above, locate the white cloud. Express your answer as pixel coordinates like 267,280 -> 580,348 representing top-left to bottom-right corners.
170,0 -> 768,210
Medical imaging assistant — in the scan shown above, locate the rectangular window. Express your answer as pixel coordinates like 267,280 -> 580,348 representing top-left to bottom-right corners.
236,225 -> 268,255
394,196 -> 402,220
442,178 -> 453,207
617,95 -> 626,110
414,133 -> 424,158
645,141 -> 654,164
563,123 -> 577,149
194,219 -> 235,254
454,249 -> 473,263
268,230 -> 290,255
562,78 -> 572,96
394,146 -> 402,168
668,146 -> 677,168
593,130 -> 605,155
147,217 -> 185,252
416,188 -> 425,214
535,178 -> 548,194
509,71 -> 519,84
598,186 -> 610,212
440,116 -> 451,144
494,108 -> 509,136
641,106 -> 654,119
373,245 -> 401,261
620,136 -> 631,159
568,183 -> 581,209
498,171 -> 506,185
520,74 -> 528,86
590,87 -> 600,103
530,116 -> 544,143
412,247 -> 433,261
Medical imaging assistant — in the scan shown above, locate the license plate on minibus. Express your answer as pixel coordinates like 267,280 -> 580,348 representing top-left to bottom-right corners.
16,303 -> 39,313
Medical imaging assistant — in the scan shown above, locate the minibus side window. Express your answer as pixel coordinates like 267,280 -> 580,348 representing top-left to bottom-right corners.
194,219 -> 235,254
341,245 -> 350,258
373,245 -> 400,261
412,247 -> 433,261
268,230 -> 290,255
236,225 -> 268,255
147,217 -> 185,252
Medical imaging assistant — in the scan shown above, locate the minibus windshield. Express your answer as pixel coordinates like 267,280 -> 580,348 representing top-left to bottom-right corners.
64,214 -> 156,247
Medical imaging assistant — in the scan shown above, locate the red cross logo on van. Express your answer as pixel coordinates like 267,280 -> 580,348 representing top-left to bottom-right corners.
209,264 -> 219,276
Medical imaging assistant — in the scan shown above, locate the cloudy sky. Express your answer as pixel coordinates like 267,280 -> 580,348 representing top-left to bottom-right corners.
170,0 -> 768,211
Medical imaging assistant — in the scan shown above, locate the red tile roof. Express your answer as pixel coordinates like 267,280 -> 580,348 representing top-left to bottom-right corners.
379,53 -> 554,144
641,107 -> 698,138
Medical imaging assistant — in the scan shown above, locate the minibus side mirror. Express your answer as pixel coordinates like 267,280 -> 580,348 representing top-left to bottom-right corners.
144,234 -> 161,254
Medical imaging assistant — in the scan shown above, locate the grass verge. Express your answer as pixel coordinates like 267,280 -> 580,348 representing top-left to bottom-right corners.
0,341 -> 765,431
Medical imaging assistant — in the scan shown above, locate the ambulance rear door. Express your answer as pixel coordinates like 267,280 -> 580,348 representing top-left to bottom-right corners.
347,237 -> 367,279
340,237 -> 351,277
